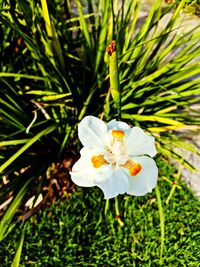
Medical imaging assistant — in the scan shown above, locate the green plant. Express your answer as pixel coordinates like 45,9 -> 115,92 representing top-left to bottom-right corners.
0,0 -> 200,245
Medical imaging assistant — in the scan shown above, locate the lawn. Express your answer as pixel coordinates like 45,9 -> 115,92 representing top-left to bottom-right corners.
1,158 -> 200,266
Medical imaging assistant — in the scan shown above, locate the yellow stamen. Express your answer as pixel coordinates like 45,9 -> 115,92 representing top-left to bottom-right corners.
123,159 -> 142,176
111,130 -> 125,139
91,155 -> 108,168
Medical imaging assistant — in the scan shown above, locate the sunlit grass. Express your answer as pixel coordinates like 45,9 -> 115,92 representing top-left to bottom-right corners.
1,158 -> 200,266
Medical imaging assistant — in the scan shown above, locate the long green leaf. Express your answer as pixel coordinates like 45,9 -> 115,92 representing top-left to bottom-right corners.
0,180 -> 31,241
0,73 -> 45,80
11,223 -> 27,267
0,140 -> 30,147
122,114 -> 184,126
94,0 -> 109,74
75,0 -> 92,49
0,124 -> 57,174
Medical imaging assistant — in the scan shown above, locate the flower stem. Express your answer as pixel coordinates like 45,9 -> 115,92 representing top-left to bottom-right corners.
115,197 -> 124,227
107,40 -> 121,120
166,160 -> 183,204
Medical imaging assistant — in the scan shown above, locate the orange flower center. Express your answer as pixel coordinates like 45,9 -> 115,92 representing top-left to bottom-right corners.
123,159 -> 142,176
91,129 -> 142,176
111,130 -> 125,140
91,155 -> 108,168
129,162 -> 142,176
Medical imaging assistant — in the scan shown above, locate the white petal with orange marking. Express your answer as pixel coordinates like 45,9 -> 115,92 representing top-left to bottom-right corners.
126,156 -> 158,196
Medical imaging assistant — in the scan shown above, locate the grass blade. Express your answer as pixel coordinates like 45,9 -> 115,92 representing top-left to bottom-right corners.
0,180 -> 31,241
11,223 -> 27,267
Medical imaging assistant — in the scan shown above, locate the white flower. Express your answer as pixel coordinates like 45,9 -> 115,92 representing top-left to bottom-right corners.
70,116 -> 158,199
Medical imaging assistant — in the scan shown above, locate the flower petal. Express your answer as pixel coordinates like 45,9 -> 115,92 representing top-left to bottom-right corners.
107,119 -> 131,131
78,116 -> 110,150
70,147 -> 96,187
125,127 -> 157,157
70,167 -> 95,187
126,156 -> 158,196
94,166 -> 129,199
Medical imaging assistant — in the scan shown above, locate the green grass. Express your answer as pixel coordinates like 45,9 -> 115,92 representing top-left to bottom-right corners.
1,158 -> 200,267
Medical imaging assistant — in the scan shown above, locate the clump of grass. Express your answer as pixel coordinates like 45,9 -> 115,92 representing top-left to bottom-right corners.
1,158 -> 200,266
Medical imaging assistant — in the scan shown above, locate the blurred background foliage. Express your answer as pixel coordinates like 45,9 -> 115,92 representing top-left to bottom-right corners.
0,0 -> 200,260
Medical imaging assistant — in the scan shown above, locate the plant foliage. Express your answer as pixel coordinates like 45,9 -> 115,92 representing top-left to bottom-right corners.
0,0 -> 200,243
